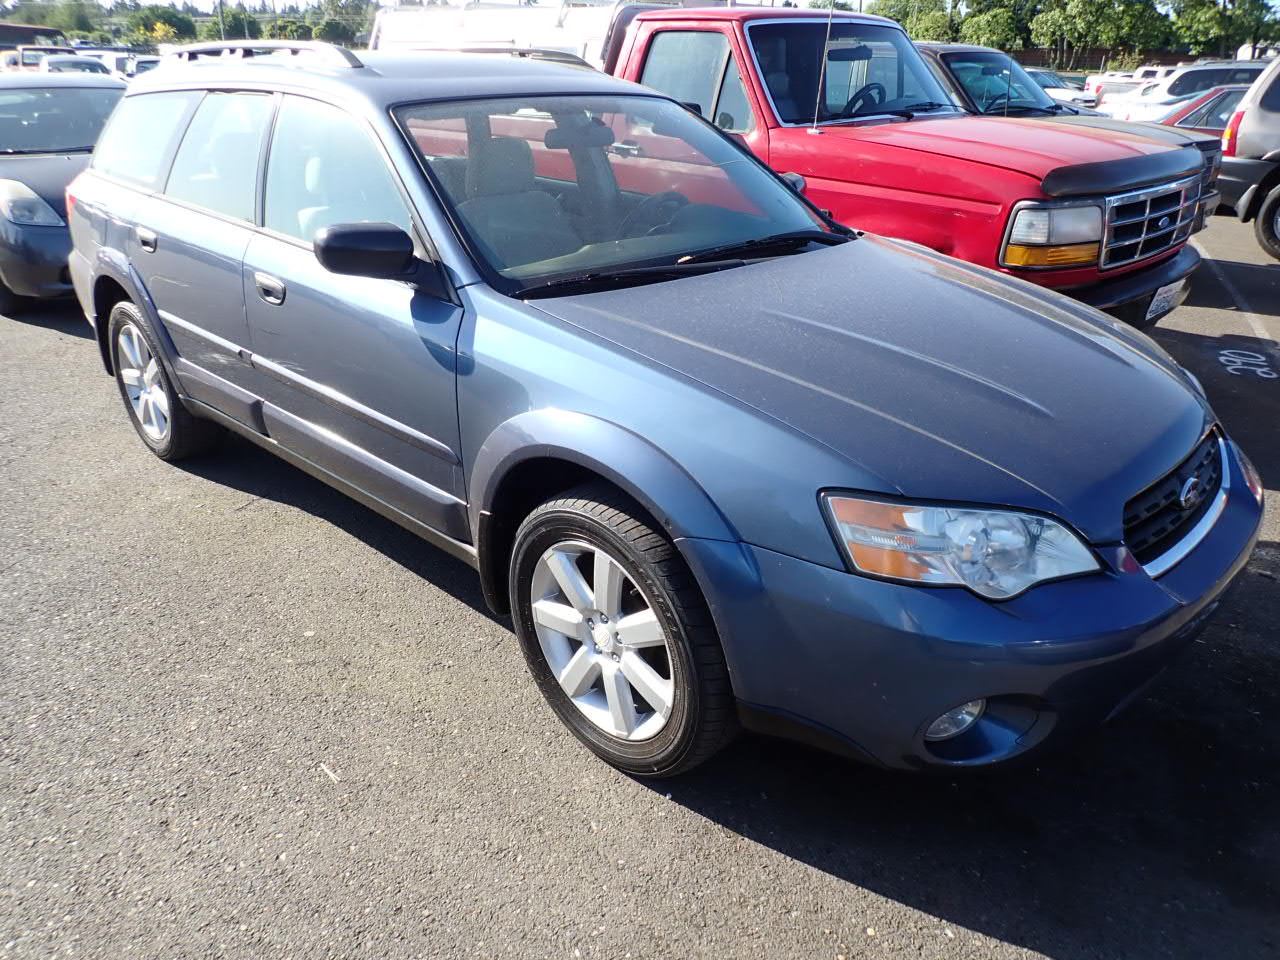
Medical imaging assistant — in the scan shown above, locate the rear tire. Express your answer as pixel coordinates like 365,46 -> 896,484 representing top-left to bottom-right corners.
509,483 -> 737,777
108,301 -> 222,461
1254,184 -> 1280,261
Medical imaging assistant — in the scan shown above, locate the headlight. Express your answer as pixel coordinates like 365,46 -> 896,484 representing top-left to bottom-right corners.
0,179 -> 64,227
822,494 -> 1099,600
1234,442 -> 1264,505
1003,204 -> 1102,268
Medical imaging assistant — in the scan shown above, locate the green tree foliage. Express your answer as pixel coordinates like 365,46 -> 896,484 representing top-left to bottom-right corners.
906,9 -> 954,41
265,18 -> 313,40
199,6 -> 263,40
126,5 -> 198,40
959,7 -> 1023,48
313,17 -> 355,43
808,0 -> 855,10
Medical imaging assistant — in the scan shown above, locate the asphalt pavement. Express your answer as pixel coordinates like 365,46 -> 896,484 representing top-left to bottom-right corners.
2,216 -> 1278,960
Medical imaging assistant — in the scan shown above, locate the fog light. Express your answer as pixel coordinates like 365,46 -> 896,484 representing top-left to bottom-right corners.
924,700 -> 986,741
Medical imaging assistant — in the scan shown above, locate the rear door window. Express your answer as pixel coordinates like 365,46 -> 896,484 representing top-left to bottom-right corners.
93,91 -> 199,188
164,92 -> 274,222
264,95 -> 412,244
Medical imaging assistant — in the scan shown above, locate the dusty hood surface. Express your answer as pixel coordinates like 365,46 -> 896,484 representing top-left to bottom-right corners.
822,114 -> 1183,181
532,238 -> 1212,543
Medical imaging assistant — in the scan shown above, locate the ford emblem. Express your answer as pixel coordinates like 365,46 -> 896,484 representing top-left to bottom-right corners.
1157,215 -> 1172,230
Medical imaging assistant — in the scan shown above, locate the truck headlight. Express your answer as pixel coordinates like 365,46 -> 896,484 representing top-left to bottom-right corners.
1003,204 -> 1102,268
0,179 -> 64,227
822,494 -> 1098,600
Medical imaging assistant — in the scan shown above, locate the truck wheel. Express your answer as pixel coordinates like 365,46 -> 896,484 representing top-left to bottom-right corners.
108,301 -> 222,461
1255,184 -> 1280,261
509,483 -> 737,777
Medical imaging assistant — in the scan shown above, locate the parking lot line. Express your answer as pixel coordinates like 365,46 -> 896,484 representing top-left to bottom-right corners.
1191,238 -> 1276,346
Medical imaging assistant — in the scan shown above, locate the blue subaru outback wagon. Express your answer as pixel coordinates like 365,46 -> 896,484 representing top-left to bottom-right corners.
68,41 -> 1263,775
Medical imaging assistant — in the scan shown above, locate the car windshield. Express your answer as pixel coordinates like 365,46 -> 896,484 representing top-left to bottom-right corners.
941,51 -> 1058,112
748,21 -> 956,124
133,59 -> 158,74
0,87 -> 122,154
397,94 -> 833,295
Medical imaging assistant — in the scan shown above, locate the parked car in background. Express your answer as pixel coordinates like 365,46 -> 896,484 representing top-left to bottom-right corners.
1158,84 -> 1251,136
1100,60 -> 1267,120
0,72 -> 123,313
1024,67 -> 1098,108
1219,56 -> 1280,259
1133,65 -> 1178,82
1,44 -> 77,71
68,41 -> 1263,777
918,44 -> 1097,115
38,54 -> 112,75
1085,69 -> 1140,101
83,50 -> 159,81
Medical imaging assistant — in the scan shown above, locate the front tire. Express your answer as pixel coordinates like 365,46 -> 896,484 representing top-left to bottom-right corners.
509,484 -> 736,777
108,301 -> 221,461
1254,184 -> 1280,261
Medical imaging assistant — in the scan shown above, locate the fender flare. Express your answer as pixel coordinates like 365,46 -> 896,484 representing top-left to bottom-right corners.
469,409 -> 739,613
89,251 -> 180,383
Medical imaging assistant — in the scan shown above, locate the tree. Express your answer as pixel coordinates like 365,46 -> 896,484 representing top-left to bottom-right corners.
199,6 -> 262,40
266,18 -> 313,40
151,21 -> 178,44
313,17 -> 354,43
906,10 -> 954,41
867,0 -> 946,24
808,0 -> 854,9
127,5 -> 197,40
959,7 -> 1023,49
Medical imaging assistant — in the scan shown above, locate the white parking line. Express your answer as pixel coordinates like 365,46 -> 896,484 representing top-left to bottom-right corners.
1191,239 -> 1276,344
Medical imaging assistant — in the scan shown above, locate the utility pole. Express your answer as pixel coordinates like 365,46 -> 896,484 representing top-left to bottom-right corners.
217,0 -> 227,39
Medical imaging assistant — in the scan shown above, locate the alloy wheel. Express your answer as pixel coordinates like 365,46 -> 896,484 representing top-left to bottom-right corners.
529,540 -> 674,741
116,322 -> 170,443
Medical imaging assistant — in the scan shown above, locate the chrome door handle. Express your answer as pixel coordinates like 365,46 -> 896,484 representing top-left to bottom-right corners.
136,227 -> 157,253
254,272 -> 286,306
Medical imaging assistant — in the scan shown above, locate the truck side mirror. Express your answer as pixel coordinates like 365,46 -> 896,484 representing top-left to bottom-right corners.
780,172 -> 806,194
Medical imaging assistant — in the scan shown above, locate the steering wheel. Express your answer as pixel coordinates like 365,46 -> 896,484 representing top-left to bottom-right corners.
618,190 -> 689,238
839,82 -> 886,118
983,91 -> 1010,113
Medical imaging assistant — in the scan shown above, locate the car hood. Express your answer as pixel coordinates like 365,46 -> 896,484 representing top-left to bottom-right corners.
532,238 -> 1211,543
816,114 -> 1178,180
0,153 -> 90,218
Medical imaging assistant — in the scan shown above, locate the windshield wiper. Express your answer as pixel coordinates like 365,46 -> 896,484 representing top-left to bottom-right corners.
984,103 -> 1058,116
517,259 -> 744,299
862,101 -> 953,119
677,229 -> 849,266
0,146 -> 92,155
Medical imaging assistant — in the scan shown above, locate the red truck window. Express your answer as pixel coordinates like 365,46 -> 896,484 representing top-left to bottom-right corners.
639,30 -> 755,134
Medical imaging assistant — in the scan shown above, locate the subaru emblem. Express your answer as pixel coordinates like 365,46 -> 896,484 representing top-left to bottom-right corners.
1179,476 -> 1203,510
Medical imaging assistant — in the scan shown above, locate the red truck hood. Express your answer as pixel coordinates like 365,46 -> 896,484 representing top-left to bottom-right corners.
818,115 -> 1176,180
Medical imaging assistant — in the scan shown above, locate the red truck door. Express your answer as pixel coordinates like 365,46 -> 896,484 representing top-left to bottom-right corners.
619,21 -> 770,165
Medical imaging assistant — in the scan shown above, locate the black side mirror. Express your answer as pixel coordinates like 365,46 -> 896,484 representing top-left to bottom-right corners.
779,171 -> 806,194
314,222 -> 416,279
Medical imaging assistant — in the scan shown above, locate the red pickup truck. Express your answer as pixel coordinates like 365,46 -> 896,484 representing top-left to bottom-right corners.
606,8 -> 1219,327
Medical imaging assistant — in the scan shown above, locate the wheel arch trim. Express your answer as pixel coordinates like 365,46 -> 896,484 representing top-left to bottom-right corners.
469,409 -> 740,613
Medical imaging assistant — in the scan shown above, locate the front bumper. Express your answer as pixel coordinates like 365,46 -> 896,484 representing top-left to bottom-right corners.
680,443 -> 1262,771
0,221 -> 73,299
1070,243 -> 1199,326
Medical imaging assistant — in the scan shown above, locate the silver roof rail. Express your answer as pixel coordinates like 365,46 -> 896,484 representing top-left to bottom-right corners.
165,40 -> 363,69
415,45 -> 594,68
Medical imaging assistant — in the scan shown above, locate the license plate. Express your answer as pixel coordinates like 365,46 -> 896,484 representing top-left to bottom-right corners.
1146,280 -> 1185,322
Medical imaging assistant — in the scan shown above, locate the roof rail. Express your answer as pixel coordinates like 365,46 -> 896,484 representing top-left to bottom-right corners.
428,46 -> 594,68
165,40 -> 363,69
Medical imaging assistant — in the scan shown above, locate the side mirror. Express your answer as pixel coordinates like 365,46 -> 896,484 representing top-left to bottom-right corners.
779,171 -> 806,194
314,222 -> 415,280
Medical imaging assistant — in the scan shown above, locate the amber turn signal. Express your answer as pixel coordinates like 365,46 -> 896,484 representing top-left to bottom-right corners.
1003,242 -> 1099,268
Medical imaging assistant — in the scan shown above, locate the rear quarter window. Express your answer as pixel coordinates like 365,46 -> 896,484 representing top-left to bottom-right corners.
93,91 -> 199,189
1262,71 -> 1280,112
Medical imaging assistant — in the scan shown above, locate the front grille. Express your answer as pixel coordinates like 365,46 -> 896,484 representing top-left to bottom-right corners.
1123,430 -> 1223,566
1103,175 -> 1200,268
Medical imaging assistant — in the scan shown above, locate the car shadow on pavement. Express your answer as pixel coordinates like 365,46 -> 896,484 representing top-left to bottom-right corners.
1182,256 -> 1280,317
4,298 -> 93,339
176,433 -> 500,623
652,536 -> 1280,959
